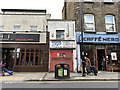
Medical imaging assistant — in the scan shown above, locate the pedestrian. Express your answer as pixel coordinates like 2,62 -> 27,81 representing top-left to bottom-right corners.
101,56 -> 106,71
85,56 -> 91,75
2,56 -> 7,76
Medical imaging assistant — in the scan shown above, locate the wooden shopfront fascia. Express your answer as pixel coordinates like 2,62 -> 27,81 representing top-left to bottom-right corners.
0,32 -> 50,72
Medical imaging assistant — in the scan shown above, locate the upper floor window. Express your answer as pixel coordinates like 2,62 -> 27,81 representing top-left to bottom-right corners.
105,15 -> 116,32
56,30 -> 64,39
104,0 -> 112,2
0,26 -> 4,31
84,14 -> 95,31
14,26 -> 21,31
30,26 -> 38,32
84,0 -> 93,2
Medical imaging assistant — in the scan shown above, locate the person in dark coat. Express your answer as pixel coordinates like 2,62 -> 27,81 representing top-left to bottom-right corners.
101,56 -> 106,71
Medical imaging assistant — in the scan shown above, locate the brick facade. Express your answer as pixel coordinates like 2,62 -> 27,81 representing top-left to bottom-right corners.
62,1 -> 119,33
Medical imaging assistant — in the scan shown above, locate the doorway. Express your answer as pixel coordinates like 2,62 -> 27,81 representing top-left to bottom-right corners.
97,49 -> 105,71
2,48 -> 15,70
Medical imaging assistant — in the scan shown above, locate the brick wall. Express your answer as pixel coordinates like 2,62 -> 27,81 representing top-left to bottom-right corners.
63,1 -> 119,33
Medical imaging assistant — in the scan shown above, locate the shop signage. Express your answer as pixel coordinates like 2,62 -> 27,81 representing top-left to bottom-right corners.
111,52 -> 117,60
0,33 -> 40,42
76,32 -> 120,43
50,41 -> 75,48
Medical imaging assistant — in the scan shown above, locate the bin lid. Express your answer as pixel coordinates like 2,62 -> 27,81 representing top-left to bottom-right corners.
55,62 -> 69,66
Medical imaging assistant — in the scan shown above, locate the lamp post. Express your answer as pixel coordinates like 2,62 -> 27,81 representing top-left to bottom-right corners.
80,1 -> 86,77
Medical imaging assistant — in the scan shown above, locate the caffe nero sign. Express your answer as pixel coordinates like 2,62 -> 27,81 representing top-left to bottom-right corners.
76,32 -> 120,44
0,33 -> 40,42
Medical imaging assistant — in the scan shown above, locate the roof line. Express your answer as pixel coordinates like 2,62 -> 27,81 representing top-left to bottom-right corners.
1,9 -> 46,13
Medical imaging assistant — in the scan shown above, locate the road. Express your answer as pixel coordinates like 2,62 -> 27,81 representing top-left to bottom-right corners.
1,81 -> 120,89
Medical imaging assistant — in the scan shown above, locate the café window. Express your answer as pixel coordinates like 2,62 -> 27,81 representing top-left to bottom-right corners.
16,48 -> 43,65
14,26 -> 21,31
84,14 -> 95,31
105,15 -> 116,32
30,26 -> 38,32
0,26 -> 4,31
83,45 -> 96,66
56,30 -> 64,39
106,45 -> 119,67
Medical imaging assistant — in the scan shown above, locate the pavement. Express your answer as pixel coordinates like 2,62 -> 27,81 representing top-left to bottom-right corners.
0,71 -> 120,82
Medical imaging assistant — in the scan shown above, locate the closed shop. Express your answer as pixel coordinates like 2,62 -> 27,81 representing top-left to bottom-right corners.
50,50 -> 73,71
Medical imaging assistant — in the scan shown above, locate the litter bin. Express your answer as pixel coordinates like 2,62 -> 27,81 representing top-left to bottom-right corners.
55,63 -> 70,79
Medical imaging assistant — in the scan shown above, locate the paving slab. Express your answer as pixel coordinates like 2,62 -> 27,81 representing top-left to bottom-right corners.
43,71 -> 119,81
1,72 -> 47,81
0,71 -> 119,82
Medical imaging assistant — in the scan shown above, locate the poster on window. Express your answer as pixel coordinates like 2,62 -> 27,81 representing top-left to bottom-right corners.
111,52 -> 117,60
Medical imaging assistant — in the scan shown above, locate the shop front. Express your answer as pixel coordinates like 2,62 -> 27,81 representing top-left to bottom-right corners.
0,32 -> 49,72
49,41 -> 76,72
76,32 -> 120,71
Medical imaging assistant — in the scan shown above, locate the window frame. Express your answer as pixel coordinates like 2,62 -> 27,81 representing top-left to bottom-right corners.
104,0 -> 114,4
84,14 -> 95,32
14,25 -> 21,31
56,30 -> 65,40
0,26 -> 4,31
16,48 -> 43,66
104,0 -> 112,2
105,15 -> 116,32
30,26 -> 38,32
84,0 -> 93,2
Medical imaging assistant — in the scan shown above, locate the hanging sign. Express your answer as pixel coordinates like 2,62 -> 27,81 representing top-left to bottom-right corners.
111,52 -> 117,60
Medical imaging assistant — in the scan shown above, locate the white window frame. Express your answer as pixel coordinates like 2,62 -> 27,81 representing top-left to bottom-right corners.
56,30 -> 65,39
105,15 -> 116,32
104,0 -> 112,2
14,26 -> 21,31
84,0 -> 93,2
0,26 -> 4,31
84,14 -> 95,32
30,26 -> 38,32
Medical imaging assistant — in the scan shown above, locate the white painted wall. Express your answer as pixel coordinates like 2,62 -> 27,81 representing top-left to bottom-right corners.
77,44 -> 82,72
0,14 -> 50,31
0,12 -> 50,43
48,21 -> 75,40
48,20 -> 77,72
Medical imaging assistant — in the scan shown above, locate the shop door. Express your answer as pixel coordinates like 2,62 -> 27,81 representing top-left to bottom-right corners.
2,48 -> 15,70
50,50 -> 73,72
97,49 -> 106,71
